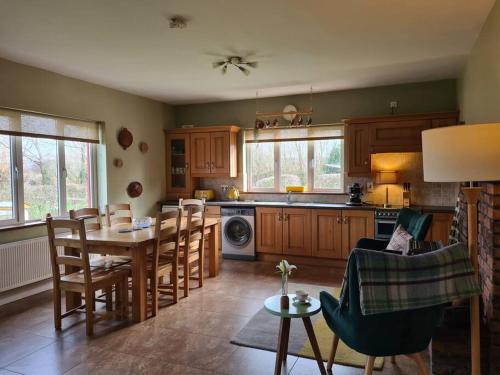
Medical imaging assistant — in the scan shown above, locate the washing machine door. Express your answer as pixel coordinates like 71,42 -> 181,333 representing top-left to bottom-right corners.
224,217 -> 252,247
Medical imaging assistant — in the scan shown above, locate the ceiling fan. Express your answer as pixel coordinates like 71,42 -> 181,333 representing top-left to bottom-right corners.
212,56 -> 258,76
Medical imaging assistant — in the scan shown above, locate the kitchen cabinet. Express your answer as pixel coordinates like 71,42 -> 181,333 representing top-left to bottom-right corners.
190,132 -> 211,174
257,207 -> 373,260
425,212 -> 454,246
341,210 -> 375,259
344,112 -> 459,177
204,205 -> 222,252
165,133 -> 197,200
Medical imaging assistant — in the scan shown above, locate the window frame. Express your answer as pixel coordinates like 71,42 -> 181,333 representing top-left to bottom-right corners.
0,135 -> 98,226
245,135 -> 344,194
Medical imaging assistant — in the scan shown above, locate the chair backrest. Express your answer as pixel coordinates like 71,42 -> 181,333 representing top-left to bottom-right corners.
69,207 -> 102,232
152,209 -> 182,272
46,215 -> 92,283
105,203 -> 132,227
185,204 -> 207,252
394,208 -> 433,241
179,198 -> 205,217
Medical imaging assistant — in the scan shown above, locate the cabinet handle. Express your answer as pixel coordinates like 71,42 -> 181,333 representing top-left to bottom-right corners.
343,216 -> 348,224
185,162 -> 189,169
283,213 -> 288,221
364,160 -> 369,165
205,161 -> 210,168
336,216 -> 341,224
277,213 -> 282,221
211,161 -> 215,169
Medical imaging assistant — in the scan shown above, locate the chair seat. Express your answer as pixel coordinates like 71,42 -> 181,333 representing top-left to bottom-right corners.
61,268 -> 129,285
90,256 -> 131,269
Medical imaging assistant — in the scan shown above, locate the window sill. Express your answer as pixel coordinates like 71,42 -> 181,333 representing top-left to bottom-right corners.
241,191 -> 346,195
0,220 -> 46,233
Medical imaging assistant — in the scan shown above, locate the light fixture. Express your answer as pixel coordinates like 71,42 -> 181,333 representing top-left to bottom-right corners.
375,170 -> 398,208
169,16 -> 187,29
422,123 -> 500,375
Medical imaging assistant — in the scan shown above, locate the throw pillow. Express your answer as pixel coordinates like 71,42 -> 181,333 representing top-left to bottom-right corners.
386,224 -> 413,254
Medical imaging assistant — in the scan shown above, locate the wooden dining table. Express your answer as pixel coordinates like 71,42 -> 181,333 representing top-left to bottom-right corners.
61,217 -> 220,322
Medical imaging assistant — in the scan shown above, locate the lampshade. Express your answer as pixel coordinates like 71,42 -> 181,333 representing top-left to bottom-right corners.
375,170 -> 397,184
422,123 -> 500,182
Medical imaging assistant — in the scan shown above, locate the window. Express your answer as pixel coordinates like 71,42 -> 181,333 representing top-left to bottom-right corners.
0,108 -> 99,225
244,125 -> 344,192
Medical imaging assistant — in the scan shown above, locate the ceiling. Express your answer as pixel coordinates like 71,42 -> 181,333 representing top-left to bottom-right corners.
0,0 -> 495,104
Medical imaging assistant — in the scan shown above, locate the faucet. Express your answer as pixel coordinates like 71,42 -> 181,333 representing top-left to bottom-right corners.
287,191 -> 293,204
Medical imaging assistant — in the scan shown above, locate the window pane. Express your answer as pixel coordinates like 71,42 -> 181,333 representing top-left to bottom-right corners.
22,137 -> 59,220
248,143 -> 274,189
280,141 -> 307,191
0,135 -> 14,221
314,139 -> 343,190
65,141 -> 91,211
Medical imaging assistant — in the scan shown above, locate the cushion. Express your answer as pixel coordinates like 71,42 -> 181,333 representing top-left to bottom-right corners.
386,224 -> 413,254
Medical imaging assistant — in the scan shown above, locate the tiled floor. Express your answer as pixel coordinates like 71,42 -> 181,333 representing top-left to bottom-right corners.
0,260 -> 427,374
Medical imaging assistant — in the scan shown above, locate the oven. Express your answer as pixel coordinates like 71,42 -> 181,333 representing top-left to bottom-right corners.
374,208 -> 399,240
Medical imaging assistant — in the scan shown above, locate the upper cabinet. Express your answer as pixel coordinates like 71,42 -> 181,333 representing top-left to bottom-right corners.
344,112 -> 459,176
164,125 -> 239,199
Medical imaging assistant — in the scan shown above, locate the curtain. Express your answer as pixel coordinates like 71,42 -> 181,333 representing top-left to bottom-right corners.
243,124 -> 343,143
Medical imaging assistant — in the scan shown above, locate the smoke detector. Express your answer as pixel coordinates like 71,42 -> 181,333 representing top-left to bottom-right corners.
169,16 -> 187,29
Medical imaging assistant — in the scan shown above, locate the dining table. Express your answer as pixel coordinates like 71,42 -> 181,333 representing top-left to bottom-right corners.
61,217 -> 220,322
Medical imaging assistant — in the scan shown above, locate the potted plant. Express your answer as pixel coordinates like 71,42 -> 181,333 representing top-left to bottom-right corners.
276,259 -> 297,309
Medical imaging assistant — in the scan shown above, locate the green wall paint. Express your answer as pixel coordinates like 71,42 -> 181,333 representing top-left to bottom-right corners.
458,0 -> 500,123
0,57 -> 174,244
174,80 -> 457,127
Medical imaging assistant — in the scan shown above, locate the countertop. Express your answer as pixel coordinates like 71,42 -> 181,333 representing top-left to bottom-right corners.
160,200 -> 454,213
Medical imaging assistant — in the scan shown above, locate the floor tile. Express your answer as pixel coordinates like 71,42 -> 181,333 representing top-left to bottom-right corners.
0,328 -> 54,367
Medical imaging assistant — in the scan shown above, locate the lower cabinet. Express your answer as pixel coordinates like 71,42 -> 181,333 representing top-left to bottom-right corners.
257,207 -> 374,260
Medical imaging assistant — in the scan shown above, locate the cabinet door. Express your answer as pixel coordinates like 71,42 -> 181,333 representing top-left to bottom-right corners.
210,131 -> 230,174
283,208 -> 312,256
256,207 -> 283,254
425,212 -> 454,245
190,133 -> 211,175
311,209 -> 343,259
165,133 -> 191,195
369,119 -> 432,153
341,210 -> 375,259
347,124 -> 371,176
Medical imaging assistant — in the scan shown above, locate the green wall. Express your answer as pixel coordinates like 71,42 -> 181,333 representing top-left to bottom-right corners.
174,80 -> 457,127
0,58 -> 174,244
458,0 -> 500,123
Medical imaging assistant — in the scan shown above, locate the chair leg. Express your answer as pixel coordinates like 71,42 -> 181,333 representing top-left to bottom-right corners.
53,284 -> 62,330
364,356 -> 375,375
327,333 -> 339,370
115,282 -> 122,318
183,261 -> 189,298
406,352 -> 429,375
198,248 -> 204,288
85,289 -> 94,336
151,275 -> 158,317
172,262 -> 179,304
105,287 -> 113,311
121,277 -> 129,319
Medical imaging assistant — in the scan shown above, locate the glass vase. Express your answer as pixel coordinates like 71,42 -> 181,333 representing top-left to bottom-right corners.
281,274 -> 288,296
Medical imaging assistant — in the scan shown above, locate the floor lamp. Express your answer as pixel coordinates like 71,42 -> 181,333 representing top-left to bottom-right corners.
422,123 -> 500,375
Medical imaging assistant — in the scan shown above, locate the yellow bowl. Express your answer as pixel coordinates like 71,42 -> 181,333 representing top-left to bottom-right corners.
285,186 -> 305,193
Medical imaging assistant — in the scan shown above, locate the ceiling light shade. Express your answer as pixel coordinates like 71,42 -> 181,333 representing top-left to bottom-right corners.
422,123 -> 500,182
375,170 -> 398,184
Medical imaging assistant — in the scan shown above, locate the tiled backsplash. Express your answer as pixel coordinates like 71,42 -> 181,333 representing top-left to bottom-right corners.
199,152 -> 459,207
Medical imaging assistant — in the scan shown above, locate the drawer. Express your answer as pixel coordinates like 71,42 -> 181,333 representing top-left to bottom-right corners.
205,205 -> 221,216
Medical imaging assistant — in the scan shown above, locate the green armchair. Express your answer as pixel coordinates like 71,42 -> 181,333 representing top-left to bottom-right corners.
320,253 -> 445,374
356,208 -> 433,252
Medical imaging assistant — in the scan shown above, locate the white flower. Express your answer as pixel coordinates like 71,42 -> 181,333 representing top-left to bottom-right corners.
276,259 -> 297,276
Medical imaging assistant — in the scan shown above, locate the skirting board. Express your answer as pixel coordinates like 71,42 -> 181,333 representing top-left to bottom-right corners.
0,278 -> 52,306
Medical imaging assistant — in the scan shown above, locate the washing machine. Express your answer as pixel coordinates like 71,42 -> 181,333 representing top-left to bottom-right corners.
221,207 -> 255,260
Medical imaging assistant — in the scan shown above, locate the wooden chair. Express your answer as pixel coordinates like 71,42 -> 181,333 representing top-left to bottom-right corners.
69,208 -> 131,311
147,209 -> 182,316
46,215 -> 129,336
105,203 -> 132,227
179,203 -> 207,298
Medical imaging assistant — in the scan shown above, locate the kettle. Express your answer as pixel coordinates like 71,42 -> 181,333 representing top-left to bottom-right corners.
226,186 -> 240,201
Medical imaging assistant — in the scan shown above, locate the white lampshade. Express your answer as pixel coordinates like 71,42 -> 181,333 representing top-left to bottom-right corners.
422,123 -> 500,182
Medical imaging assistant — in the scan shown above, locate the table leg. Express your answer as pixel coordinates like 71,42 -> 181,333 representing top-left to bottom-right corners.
131,246 -> 148,322
208,222 -> 220,277
64,246 -> 82,311
274,317 -> 291,375
303,317 -> 327,375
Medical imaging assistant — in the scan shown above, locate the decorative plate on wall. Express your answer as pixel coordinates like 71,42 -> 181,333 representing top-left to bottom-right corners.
139,142 -> 149,153
118,127 -> 133,150
127,181 -> 143,198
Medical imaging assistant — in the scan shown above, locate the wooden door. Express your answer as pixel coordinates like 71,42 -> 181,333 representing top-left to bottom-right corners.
425,212 -> 454,245
190,133 -> 211,175
283,208 -> 312,256
347,124 -> 371,176
165,133 -> 192,196
341,210 -> 375,259
369,119 -> 432,153
256,207 -> 283,254
311,209 -> 342,259
210,132 -> 230,174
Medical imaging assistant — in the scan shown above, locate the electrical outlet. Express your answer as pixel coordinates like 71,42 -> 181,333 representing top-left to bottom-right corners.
390,101 -> 398,109
366,181 -> 374,192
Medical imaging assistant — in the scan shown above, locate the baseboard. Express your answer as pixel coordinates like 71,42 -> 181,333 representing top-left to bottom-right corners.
0,278 -> 52,306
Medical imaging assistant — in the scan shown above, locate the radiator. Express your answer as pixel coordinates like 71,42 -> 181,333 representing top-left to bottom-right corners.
0,236 -> 62,293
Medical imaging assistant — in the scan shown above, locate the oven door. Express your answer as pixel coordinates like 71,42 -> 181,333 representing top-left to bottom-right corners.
375,219 -> 396,240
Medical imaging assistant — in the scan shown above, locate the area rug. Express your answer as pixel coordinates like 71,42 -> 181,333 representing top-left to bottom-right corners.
230,283 -> 384,370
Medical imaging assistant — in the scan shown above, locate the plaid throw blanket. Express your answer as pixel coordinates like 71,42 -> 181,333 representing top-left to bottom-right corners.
339,243 -> 481,315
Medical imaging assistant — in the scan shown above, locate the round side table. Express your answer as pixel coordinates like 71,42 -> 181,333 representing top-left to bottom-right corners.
264,294 -> 326,375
